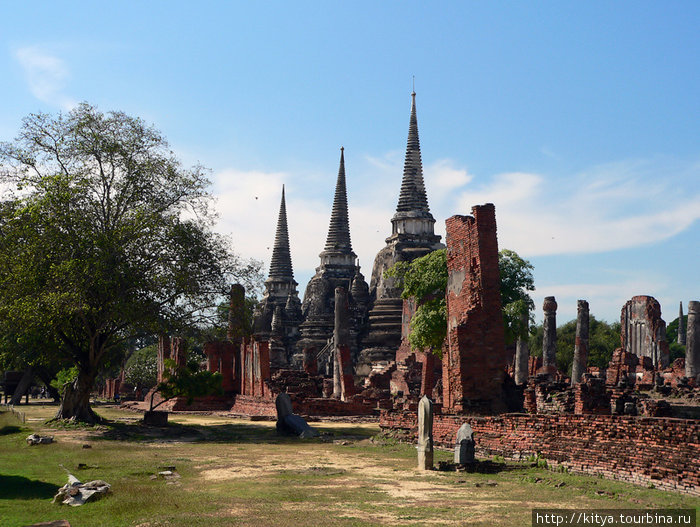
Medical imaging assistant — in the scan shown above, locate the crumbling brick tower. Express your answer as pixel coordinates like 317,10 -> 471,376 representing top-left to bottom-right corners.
443,203 -> 507,414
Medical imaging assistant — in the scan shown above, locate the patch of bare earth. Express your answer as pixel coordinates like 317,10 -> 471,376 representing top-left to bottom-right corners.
197,448 -> 528,525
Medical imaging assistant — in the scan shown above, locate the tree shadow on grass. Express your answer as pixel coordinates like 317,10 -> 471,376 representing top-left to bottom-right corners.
0,474 -> 57,499
0,425 -> 23,436
437,459 -> 523,474
84,419 -> 299,445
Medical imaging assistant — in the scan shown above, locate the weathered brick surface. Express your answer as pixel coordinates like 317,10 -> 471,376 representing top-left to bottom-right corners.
229,394 -> 277,416
240,338 -> 271,397
204,341 -> 237,392
157,335 -> 171,383
380,411 -> 700,495
443,204 -> 507,414
621,296 -> 670,368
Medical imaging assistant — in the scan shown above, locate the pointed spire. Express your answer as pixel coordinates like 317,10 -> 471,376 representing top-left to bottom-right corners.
268,185 -> 294,280
323,147 -> 353,253
395,91 -> 431,214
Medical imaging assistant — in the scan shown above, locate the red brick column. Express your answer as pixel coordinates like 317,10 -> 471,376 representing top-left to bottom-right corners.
157,335 -> 172,383
443,204 -> 507,414
420,351 -> 436,398
257,340 -> 270,398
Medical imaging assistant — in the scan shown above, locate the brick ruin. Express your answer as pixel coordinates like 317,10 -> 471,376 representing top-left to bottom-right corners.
442,204 -> 507,414
113,91 -> 698,496
380,411 -> 699,496
621,295 -> 670,369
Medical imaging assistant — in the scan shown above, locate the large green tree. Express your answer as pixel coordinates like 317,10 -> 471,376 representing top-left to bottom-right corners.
387,248 -> 535,354
0,104 -> 261,422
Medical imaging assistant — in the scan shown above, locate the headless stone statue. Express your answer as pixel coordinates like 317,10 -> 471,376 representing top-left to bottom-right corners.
275,392 -> 293,420
417,395 -> 433,470
454,423 -> 475,464
275,392 -> 319,438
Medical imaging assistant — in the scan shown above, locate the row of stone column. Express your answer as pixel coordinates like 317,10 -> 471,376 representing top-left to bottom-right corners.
515,296 -> 588,386
514,297 -> 700,384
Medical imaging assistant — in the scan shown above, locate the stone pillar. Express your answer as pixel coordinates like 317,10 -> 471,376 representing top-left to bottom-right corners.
157,335 -> 171,383
542,296 -> 558,375
417,395 -> 433,470
686,301 -> 699,380
571,300 -> 590,385
514,309 -> 529,385
333,286 -> 355,401
678,301 -> 686,346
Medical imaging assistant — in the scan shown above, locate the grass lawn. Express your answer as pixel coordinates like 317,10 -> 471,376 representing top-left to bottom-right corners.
1,403 -> 698,527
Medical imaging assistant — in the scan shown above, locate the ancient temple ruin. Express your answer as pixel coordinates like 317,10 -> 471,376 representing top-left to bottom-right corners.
442,204 -> 507,414
297,148 -> 370,370
358,91 -> 444,375
620,295 -> 670,369
252,186 -> 303,368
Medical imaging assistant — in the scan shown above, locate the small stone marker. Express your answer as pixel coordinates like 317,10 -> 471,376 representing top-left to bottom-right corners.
417,395 -> 433,470
454,423 -> 475,464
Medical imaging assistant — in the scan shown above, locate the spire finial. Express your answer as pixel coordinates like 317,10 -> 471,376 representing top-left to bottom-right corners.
412,75 -> 415,95
268,185 -> 294,280
394,90 -> 430,214
323,148 -> 353,253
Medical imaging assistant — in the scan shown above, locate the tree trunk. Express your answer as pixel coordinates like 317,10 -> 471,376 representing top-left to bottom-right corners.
9,367 -> 34,405
54,370 -> 100,423
35,367 -> 62,402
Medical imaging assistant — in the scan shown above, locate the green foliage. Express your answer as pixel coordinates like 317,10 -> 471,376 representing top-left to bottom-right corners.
666,315 -> 687,343
668,342 -> 685,363
150,359 -> 223,411
407,299 -> 447,354
386,247 -> 535,353
498,249 -> 535,307
124,345 -> 158,390
387,249 -> 447,302
529,317 -> 621,374
0,104 -> 262,421
386,250 -> 448,356
666,316 -> 687,362
50,366 -> 79,395
499,249 -> 535,345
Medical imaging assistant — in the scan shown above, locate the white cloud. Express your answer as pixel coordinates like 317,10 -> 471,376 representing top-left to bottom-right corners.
14,46 -> 77,110
426,159 -> 474,199
429,158 -> 700,257
212,164 -> 397,291
210,156 -> 699,311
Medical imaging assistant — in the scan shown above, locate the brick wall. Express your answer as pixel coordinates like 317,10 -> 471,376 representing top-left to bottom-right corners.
443,204 -> 507,414
380,411 -> 699,495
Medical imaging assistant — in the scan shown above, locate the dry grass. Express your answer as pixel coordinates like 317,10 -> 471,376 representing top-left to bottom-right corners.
1,402 -> 697,527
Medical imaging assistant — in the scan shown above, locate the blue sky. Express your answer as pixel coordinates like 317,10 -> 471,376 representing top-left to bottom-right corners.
1,1 -> 698,325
